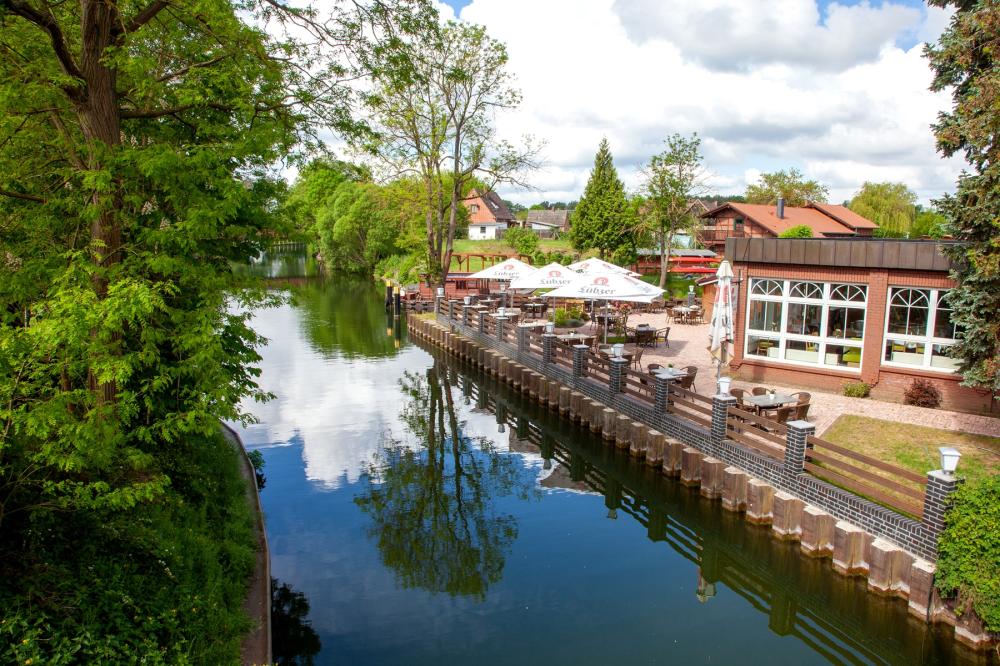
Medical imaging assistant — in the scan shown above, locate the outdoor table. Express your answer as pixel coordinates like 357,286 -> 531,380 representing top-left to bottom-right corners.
634,325 -> 657,347
517,321 -> 547,329
557,333 -> 595,346
743,393 -> 797,413
478,298 -> 498,310
654,368 -> 688,382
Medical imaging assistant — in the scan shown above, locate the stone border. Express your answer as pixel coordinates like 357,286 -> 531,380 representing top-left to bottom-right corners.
221,422 -> 272,665
410,314 -> 997,649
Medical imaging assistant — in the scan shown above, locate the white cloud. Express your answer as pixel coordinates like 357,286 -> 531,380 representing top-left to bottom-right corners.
451,0 -> 961,205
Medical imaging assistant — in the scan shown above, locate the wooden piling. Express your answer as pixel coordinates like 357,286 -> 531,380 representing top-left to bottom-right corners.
746,479 -> 775,525
721,467 -> 748,512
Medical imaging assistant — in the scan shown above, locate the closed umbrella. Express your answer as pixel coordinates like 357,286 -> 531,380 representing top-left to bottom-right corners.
708,260 -> 735,394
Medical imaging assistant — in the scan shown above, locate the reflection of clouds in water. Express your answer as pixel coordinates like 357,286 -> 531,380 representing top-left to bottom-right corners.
232,303 -> 429,490
232,300 -> 553,490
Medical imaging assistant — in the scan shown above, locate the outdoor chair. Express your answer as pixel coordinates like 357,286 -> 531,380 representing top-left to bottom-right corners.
791,392 -> 811,404
677,373 -> 696,391
631,347 -> 644,371
656,327 -> 671,348
751,387 -> 768,396
773,406 -> 794,425
729,387 -> 747,408
647,363 -> 663,374
794,403 -> 811,421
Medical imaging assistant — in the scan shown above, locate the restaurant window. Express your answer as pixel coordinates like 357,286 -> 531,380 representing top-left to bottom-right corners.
883,288 -> 958,371
744,278 -> 866,371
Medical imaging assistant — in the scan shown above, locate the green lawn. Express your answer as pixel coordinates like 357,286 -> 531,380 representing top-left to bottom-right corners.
639,273 -> 702,299
822,414 -> 1000,487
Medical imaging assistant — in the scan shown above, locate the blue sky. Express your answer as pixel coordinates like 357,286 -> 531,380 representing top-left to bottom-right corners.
427,0 -> 960,205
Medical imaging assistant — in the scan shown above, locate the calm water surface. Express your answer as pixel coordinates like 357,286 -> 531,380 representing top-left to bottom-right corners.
232,266 -> 992,665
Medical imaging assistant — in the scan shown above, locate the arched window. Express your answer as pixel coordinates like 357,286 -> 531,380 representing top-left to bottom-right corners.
884,288 -> 958,371
887,289 -> 929,336
750,279 -> 782,296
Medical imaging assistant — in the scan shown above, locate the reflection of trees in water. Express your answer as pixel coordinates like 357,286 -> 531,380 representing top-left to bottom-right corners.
271,578 -> 321,665
290,278 -> 402,359
354,362 -> 535,600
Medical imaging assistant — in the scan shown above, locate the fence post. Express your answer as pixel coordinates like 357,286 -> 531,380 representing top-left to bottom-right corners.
609,357 -> 628,393
434,292 -> 444,320
517,325 -> 528,356
783,420 -> 815,483
922,470 -> 963,555
572,345 -> 589,377
448,299 -> 457,322
463,303 -> 472,328
542,334 -> 556,364
495,316 -> 508,342
654,374 -> 671,414
711,394 -> 737,451
478,309 -> 488,335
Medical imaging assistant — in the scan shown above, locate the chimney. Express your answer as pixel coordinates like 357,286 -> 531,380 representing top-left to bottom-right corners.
776,197 -> 785,219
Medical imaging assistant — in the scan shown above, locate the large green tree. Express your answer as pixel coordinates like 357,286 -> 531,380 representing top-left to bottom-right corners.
571,138 -> 636,260
848,181 -> 917,237
362,20 -> 537,286
744,168 -> 828,207
638,133 -> 704,288
926,0 -> 1000,399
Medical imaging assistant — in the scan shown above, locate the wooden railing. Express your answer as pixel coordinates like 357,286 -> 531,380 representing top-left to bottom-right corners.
552,343 -> 574,370
666,384 -> 713,428
725,406 -> 787,460
587,352 -> 611,384
804,435 -> 927,518
623,367 -> 654,403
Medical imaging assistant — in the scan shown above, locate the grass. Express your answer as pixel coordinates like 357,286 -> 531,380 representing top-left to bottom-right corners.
822,414 -> 1000,487
639,273 -> 702,299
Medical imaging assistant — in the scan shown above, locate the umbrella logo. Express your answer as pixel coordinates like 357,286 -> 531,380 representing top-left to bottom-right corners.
593,277 -> 609,286
548,270 -> 561,277
503,263 -> 514,269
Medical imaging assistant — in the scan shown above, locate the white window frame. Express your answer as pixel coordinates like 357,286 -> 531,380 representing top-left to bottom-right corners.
882,287 -> 958,373
744,278 -> 867,372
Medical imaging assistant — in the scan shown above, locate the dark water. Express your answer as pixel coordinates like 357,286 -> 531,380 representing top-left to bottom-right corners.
233,267 -> 992,666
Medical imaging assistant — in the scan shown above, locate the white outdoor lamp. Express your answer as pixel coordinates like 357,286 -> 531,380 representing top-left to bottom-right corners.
498,306 -> 506,318
612,343 -> 625,358
939,446 -> 961,475
463,295 -> 471,305
545,322 -> 555,334
718,376 -> 732,396
436,287 -> 444,297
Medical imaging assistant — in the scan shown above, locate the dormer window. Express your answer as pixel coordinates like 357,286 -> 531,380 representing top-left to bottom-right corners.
470,204 -> 480,213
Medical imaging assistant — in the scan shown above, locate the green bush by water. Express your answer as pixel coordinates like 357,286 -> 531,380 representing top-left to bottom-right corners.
0,432 -> 256,665
935,475 -> 1000,633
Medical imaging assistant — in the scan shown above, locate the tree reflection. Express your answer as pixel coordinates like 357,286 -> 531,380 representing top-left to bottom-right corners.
291,278 -> 402,359
271,578 -> 321,665
354,361 -> 534,600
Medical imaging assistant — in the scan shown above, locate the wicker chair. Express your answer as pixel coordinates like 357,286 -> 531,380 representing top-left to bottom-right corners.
631,347 -> 645,370
657,327 -> 671,348
729,387 -> 747,408
647,363 -> 663,374
774,406 -> 794,424
678,373 -> 695,391
751,386 -> 768,396
794,403 -> 811,421
791,391 -> 812,404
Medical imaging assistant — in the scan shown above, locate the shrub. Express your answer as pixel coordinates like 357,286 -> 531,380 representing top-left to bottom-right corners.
935,476 -> 1000,633
842,381 -> 871,398
904,378 -> 942,408
553,306 -> 584,328
504,227 -> 539,256
778,224 -> 814,238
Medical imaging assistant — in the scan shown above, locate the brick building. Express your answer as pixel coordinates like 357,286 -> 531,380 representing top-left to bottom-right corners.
699,200 -> 878,253
462,189 -> 516,240
726,238 -> 992,413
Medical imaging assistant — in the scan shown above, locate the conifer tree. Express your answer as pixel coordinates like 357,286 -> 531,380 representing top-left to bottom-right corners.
926,0 -> 1000,399
571,138 -> 635,260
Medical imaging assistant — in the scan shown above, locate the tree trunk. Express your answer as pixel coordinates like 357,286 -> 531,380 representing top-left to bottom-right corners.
76,0 -> 124,406
658,230 -> 668,289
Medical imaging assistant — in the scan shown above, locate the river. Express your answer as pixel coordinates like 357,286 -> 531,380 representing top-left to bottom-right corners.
230,257 -> 992,665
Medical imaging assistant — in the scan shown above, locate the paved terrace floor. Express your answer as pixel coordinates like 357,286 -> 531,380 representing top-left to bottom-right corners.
560,312 -> 1000,439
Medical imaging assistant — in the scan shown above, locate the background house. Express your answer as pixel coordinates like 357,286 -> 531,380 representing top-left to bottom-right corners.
699,200 -> 878,253
725,237 -> 989,413
525,209 -> 570,234
463,189 -> 516,240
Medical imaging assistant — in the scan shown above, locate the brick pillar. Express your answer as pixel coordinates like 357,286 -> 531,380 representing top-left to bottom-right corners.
572,344 -> 589,377
517,325 -> 528,356
478,309 -> 488,334
542,334 -> 556,364
434,294 -> 444,319
654,374 -> 671,414
922,470 -> 963,554
711,394 -> 737,451
784,420 -> 815,482
495,316 -> 507,342
463,303 -> 471,327
448,299 -> 457,322
609,357 -> 629,393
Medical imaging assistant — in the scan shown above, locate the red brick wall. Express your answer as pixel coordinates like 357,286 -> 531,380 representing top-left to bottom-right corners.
729,262 -> 990,412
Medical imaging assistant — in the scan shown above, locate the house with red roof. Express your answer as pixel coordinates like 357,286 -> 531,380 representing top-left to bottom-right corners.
462,188 -> 516,240
698,199 -> 878,252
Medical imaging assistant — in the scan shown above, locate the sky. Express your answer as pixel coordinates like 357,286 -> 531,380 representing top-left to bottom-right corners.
429,0 -> 961,206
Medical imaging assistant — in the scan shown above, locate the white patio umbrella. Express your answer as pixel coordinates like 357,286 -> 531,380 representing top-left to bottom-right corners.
545,272 -> 665,342
708,260 -> 735,394
507,262 -> 577,289
566,257 -> 641,277
466,258 -> 534,281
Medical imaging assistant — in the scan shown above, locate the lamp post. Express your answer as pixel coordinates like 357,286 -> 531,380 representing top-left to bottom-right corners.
612,343 -> 624,358
545,321 -> 555,334
939,446 -> 961,476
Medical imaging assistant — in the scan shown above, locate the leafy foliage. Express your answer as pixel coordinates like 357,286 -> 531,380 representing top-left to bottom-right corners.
571,138 -> 636,259
841,381 -> 872,398
778,225 -> 814,238
638,133 -> 704,288
504,227 -> 539,256
553,306 -> 585,328
926,0 -> 1000,401
903,378 -> 942,409
848,182 -> 917,237
744,168 -> 828,206
912,207 -> 949,239
935,475 -> 1000,633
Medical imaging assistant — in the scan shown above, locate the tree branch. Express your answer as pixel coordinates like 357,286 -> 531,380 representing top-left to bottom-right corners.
120,102 -> 231,118
117,0 -> 169,37
154,54 -> 228,83
1,0 -> 84,89
0,188 -> 46,203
